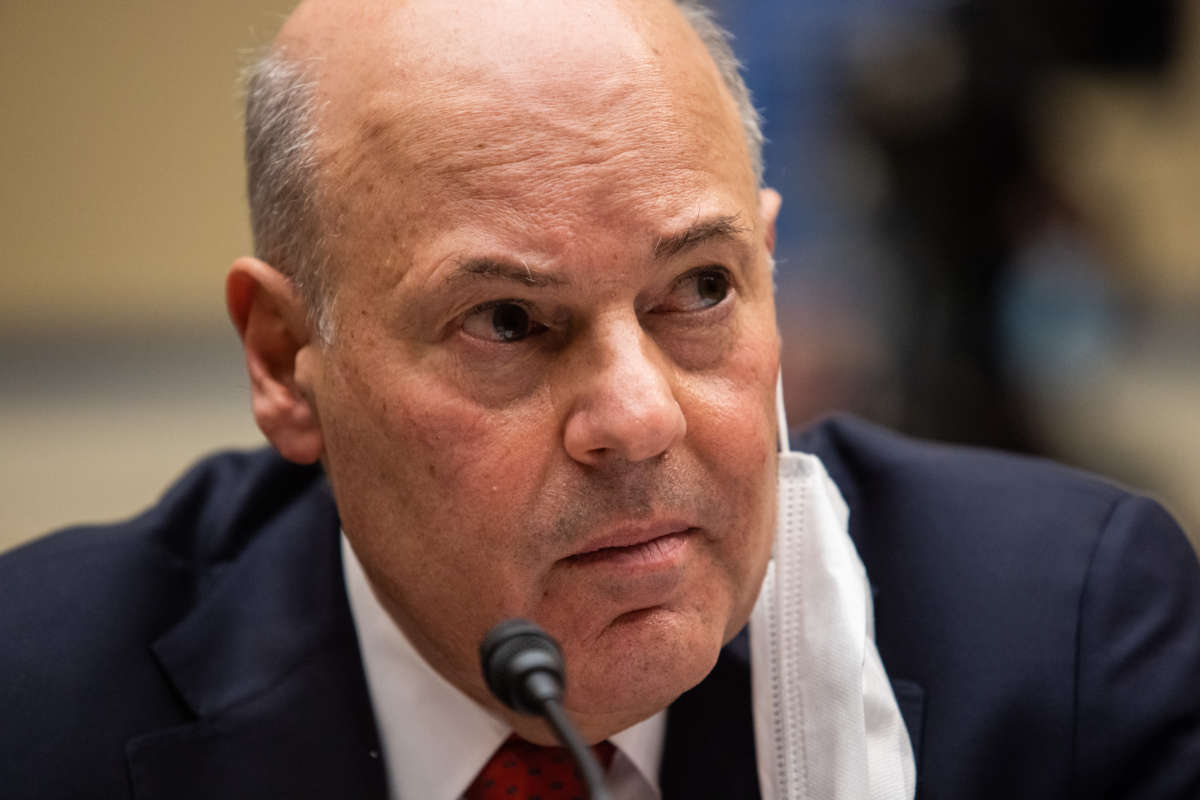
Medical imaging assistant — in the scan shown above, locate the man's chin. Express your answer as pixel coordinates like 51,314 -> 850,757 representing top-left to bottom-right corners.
555,605 -> 725,738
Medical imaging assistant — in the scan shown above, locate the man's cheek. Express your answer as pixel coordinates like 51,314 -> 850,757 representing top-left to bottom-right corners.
357,387 -> 504,482
689,389 -> 774,470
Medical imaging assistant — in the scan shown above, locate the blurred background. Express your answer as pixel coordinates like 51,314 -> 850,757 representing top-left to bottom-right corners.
2,0 -> 1197,552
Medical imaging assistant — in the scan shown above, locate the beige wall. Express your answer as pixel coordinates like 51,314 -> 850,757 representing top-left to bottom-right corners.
1,1 -> 296,330
1,2 -> 295,549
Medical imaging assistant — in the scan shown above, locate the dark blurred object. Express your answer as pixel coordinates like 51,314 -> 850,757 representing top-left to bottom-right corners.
839,0 -> 1183,450
1030,0 -> 1181,73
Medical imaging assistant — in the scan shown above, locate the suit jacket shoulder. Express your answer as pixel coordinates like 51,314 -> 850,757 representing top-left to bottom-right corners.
797,415 -> 1200,799
0,450 -> 385,800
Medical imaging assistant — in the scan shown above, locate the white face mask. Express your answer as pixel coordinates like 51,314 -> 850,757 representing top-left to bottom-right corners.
749,373 -> 915,800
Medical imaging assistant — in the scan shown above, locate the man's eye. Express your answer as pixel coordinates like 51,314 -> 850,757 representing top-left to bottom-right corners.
661,268 -> 731,312
462,301 -> 546,342
694,270 -> 730,306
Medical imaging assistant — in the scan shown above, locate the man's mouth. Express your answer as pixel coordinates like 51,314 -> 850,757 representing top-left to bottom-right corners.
565,525 -> 696,568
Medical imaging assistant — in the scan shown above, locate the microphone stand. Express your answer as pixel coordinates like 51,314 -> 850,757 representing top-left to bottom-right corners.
480,619 -> 613,800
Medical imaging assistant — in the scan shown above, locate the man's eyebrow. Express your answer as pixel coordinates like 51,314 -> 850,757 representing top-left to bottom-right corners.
444,257 -> 570,289
653,214 -> 750,261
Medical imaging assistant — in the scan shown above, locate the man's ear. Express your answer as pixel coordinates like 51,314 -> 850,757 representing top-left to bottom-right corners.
759,187 -> 782,254
226,257 -> 324,465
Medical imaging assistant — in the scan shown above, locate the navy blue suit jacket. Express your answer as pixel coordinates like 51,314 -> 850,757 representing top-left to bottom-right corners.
3,416 -> 1199,798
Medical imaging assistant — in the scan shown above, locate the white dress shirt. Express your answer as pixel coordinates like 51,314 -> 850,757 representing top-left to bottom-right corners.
342,535 -> 664,800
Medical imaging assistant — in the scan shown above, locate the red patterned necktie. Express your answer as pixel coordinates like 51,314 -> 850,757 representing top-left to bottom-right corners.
464,735 -> 616,800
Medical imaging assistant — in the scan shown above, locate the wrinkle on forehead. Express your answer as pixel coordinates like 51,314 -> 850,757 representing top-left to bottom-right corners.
276,0 -> 756,279
331,77 -> 727,216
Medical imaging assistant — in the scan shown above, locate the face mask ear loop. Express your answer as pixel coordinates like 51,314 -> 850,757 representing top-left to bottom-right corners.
776,368 -> 791,454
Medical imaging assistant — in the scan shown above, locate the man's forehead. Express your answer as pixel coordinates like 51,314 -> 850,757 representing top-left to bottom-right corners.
268,0 -> 763,301
277,0 -> 743,166
328,73 -> 724,206
277,0 -> 755,243
278,0 -> 699,100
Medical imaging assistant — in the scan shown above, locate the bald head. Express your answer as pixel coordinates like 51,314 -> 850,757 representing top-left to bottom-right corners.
244,0 -> 763,335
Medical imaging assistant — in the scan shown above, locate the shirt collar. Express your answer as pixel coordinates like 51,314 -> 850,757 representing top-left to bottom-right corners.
341,534 -> 663,799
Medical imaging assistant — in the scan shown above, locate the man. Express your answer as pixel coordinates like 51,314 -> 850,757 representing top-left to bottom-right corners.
1,1 -> 1198,799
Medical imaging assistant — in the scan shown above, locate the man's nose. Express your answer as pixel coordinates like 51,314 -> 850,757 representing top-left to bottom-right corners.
562,318 -> 687,466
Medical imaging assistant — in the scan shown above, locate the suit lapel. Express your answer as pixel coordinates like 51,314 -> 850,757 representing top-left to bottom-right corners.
660,628 -> 760,799
890,678 -> 926,767
126,480 -> 387,800
660,629 -> 925,799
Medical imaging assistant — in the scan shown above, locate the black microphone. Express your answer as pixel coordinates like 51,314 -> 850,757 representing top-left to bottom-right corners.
480,619 -> 612,800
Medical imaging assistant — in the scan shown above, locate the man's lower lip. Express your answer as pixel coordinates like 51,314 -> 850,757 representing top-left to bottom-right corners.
565,529 -> 693,568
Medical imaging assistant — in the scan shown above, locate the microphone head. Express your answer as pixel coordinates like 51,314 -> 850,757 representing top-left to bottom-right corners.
480,618 -> 566,714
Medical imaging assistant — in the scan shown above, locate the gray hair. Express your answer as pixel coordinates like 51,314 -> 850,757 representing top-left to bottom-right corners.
242,1 -> 763,339
242,52 -> 334,340
674,0 -> 764,186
